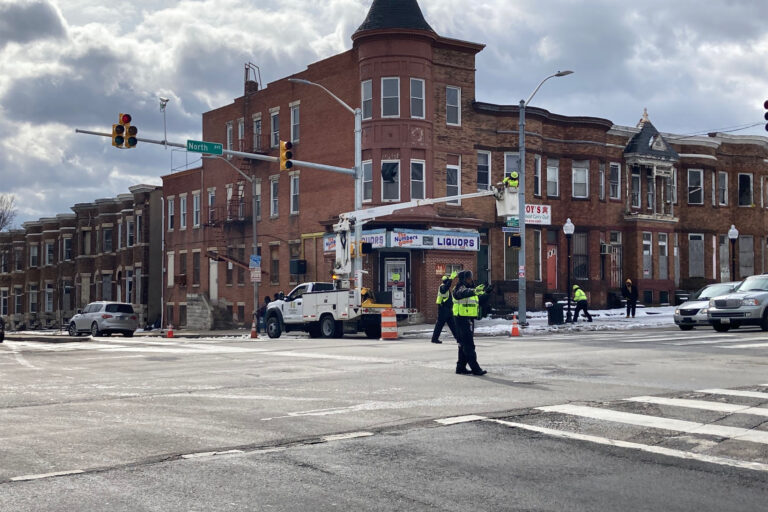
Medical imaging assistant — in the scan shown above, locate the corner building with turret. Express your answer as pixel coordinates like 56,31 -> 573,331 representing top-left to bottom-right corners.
162,0 -> 768,327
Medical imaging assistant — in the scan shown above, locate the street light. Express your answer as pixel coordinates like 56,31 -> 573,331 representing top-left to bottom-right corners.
563,218 -> 575,322
728,224 -> 739,280
288,78 -> 363,287
518,70 -> 573,326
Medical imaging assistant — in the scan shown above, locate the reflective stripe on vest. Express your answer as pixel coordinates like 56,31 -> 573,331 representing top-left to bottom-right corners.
452,294 -> 479,317
436,288 -> 450,305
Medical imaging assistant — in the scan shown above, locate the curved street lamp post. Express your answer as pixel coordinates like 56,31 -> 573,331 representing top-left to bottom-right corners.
728,224 -> 739,280
563,218 -> 575,322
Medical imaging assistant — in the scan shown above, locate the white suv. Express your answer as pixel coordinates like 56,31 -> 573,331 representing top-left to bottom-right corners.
706,274 -> 768,332
68,302 -> 138,337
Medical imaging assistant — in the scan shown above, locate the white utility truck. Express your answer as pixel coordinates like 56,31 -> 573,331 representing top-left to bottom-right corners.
264,183 -> 515,339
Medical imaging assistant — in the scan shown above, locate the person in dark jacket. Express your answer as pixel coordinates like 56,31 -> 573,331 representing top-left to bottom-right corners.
257,296 -> 271,333
621,278 -> 639,318
572,284 -> 593,322
452,271 -> 487,376
431,271 -> 458,344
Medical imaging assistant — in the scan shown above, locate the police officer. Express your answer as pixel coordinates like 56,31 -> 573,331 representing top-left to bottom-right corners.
431,271 -> 458,344
572,284 -> 593,322
452,270 -> 487,376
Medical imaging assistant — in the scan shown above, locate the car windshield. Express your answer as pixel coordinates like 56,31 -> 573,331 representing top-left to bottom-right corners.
105,304 -> 134,314
694,283 -> 736,300
736,276 -> 768,292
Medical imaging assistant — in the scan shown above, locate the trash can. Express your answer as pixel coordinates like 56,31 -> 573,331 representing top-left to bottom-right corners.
546,301 -> 565,325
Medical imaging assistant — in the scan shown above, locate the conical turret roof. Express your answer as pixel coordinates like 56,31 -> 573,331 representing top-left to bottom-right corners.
355,0 -> 434,34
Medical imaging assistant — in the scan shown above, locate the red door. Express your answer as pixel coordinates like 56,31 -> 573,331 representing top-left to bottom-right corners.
546,245 -> 558,290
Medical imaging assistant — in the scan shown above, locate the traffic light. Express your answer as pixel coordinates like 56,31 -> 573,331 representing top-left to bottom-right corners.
279,141 -> 293,171
764,100 -> 768,132
112,113 -> 136,148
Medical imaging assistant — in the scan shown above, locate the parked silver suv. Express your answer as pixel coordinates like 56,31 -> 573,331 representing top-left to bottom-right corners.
68,301 -> 138,337
674,281 -> 740,330
707,274 -> 768,332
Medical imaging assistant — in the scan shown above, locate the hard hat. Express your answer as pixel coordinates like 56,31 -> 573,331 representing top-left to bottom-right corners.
442,275 -> 449,281
573,284 -> 579,290
626,278 -> 632,284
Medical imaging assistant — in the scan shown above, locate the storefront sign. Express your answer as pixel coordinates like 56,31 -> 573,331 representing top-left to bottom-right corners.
323,229 -> 387,253
523,204 -> 552,225
390,229 -> 479,252
435,263 -> 446,276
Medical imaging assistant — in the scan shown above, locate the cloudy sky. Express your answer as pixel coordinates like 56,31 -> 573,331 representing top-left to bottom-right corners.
2,0 -> 767,225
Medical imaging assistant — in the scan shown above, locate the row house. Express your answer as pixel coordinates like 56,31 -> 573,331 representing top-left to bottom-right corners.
0,185 -> 163,330
162,0 -> 768,326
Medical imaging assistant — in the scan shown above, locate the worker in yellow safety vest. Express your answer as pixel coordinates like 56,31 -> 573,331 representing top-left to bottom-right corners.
431,271 -> 458,344
503,171 -> 519,188
451,271 -> 487,376
572,284 -> 593,323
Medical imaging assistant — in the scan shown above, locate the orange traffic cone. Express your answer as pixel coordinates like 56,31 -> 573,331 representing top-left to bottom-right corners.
250,319 -> 258,339
511,314 -> 520,337
166,323 -> 174,339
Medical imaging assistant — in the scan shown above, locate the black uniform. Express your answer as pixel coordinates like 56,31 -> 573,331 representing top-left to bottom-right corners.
431,277 -> 458,344
452,272 -> 486,376
621,280 -> 639,318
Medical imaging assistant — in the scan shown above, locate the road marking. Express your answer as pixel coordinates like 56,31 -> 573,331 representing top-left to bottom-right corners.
11,469 -> 85,481
626,396 -> 768,417
720,342 -> 768,349
697,389 -> 768,400
435,415 -> 488,425
536,404 -> 768,444
322,432 -> 374,442
490,419 -> 768,473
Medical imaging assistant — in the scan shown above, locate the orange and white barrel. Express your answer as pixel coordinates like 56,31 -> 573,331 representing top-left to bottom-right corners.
379,309 -> 399,340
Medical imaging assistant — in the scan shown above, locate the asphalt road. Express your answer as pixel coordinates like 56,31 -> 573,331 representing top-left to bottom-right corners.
0,326 -> 766,510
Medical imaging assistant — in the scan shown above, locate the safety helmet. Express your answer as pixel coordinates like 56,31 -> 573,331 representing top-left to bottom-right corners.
573,284 -> 579,290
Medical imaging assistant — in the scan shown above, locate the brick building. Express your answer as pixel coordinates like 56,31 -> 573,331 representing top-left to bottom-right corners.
0,185 -> 163,330
161,0 -> 768,327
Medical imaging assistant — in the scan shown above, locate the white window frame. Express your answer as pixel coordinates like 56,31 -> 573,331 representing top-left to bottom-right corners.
127,219 -> 135,247
631,169 -> 641,208
289,172 -> 299,215
167,252 -> 175,287
290,102 -> 300,143
609,162 -> 621,199
179,195 -> 187,230
45,283 -> 54,313
381,160 -> 400,202
252,114 -> 262,151
29,244 -> 38,267
363,160 -> 373,202
0,289 -> 7,316
270,108 -> 280,148
717,171 -> 728,205
504,152 -> 520,177
192,192 -> 201,228
361,80 -> 372,120
381,77 -> 400,118
447,162 -> 461,205
270,177 -> 279,217
208,189 -> 216,223
45,241 -> 54,266
226,122 -> 233,159
546,158 -> 559,197
410,160 -> 425,200
688,169 -> 704,205
572,160 -> 589,199
446,86 -> 461,126
237,117 -> 245,151
738,172 -> 753,207
63,237 -> 72,260
410,78 -> 425,119
533,155 -> 542,197
477,151 -> 491,191
598,162 -> 605,200
167,197 -> 175,230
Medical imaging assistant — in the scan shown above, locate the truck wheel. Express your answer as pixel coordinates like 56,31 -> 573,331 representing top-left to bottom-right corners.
266,316 -> 282,338
678,325 -> 694,331
308,323 -> 321,338
713,322 -> 730,332
320,315 -> 336,338
333,321 -> 343,338
364,324 -> 381,339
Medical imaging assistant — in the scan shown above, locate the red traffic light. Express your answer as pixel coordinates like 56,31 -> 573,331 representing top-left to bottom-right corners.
121,113 -> 132,124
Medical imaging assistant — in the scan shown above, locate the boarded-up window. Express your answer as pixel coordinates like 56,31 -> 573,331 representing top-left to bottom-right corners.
573,233 -> 589,280
688,234 -> 704,277
658,233 -> 668,279
739,235 -> 754,279
642,232 -> 653,279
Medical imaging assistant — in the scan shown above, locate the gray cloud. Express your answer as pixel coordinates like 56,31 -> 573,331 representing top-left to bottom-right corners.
0,0 -> 66,48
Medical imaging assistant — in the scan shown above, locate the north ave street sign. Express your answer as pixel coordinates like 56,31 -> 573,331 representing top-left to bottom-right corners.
187,139 -> 223,155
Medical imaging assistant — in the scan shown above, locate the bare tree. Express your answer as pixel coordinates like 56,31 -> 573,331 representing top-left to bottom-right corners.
0,194 -> 17,232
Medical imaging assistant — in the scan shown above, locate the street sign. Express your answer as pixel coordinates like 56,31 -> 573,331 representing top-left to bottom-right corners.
249,255 -> 261,269
505,216 -> 519,227
502,227 -> 520,233
187,139 -> 223,155
250,268 -> 261,283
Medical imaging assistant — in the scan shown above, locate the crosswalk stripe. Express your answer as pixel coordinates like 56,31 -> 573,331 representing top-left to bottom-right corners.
490,419 -> 768,473
697,389 -> 768,400
626,396 -> 768,417
536,404 -> 768,444
721,342 -> 768,349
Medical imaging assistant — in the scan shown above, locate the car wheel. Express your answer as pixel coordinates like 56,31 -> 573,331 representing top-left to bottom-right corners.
678,325 -> 694,331
266,315 -> 282,339
713,323 -> 730,333
91,322 -> 102,337
68,323 -> 78,337
761,310 -> 768,331
320,315 -> 336,338
364,324 -> 381,339
124,330 -> 134,337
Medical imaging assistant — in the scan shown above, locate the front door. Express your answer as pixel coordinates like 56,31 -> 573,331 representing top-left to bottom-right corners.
546,245 -> 558,290
384,258 -> 407,308
209,258 -> 218,301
